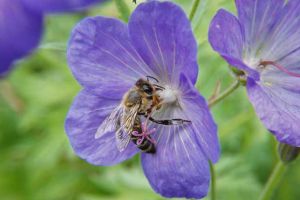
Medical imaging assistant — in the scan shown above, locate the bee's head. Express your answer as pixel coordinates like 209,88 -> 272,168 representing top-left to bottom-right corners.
136,79 -> 153,95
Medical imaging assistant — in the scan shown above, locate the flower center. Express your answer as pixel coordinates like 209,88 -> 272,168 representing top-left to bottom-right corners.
157,85 -> 178,105
244,57 -> 260,69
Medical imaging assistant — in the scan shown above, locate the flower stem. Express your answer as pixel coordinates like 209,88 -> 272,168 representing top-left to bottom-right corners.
258,161 -> 286,200
0,80 -> 24,113
114,0 -> 131,22
209,161 -> 216,200
208,80 -> 240,107
189,0 -> 201,22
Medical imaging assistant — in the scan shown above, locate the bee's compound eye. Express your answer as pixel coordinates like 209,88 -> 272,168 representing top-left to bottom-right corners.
142,84 -> 153,95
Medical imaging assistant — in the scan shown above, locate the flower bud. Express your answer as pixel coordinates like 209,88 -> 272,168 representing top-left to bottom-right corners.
278,142 -> 300,163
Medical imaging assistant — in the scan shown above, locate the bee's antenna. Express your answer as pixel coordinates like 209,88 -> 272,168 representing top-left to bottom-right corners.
153,84 -> 165,91
146,75 -> 159,83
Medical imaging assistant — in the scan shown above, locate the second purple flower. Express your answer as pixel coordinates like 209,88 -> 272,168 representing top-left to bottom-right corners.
209,0 -> 300,147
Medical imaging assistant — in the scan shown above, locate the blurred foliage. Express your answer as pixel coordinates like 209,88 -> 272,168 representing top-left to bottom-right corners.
0,0 -> 300,200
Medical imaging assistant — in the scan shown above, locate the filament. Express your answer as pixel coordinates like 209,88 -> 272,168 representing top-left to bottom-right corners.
259,60 -> 300,78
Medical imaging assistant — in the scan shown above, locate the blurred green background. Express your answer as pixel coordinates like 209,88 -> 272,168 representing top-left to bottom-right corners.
0,0 -> 299,199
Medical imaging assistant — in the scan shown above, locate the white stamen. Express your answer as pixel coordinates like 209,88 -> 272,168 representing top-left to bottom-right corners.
158,86 -> 178,104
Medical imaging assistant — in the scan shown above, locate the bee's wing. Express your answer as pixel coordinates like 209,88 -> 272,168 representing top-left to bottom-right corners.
95,104 -> 123,139
115,129 -> 131,152
115,104 -> 140,152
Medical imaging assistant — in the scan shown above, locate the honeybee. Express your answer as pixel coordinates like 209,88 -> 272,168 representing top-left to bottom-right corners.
95,76 -> 190,154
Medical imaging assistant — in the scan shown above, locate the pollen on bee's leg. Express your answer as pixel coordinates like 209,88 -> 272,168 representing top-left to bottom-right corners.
259,60 -> 300,77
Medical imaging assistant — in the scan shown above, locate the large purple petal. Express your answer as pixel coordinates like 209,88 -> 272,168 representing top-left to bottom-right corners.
0,0 -> 43,77
208,9 -> 259,80
67,16 -> 153,99
23,0 -> 103,13
209,9 -> 244,60
179,74 -> 220,163
65,90 -> 139,166
140,74 -> 217,198
141,125 -> 210,198
128,1 -> 198,85
235,0 -> 284,59
258,1 -> 300,69
247,77 -> 300,147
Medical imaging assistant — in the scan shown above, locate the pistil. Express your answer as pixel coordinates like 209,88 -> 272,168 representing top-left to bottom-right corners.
131,120 -> 156,145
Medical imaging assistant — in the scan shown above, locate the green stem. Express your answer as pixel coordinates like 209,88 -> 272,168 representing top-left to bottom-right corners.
189,0 -> 201,22
114,0 -> 131,22
208,81 -> 240,107
0,80 -> 24,113
258,161 -> 286,200
209,161 -> 216,200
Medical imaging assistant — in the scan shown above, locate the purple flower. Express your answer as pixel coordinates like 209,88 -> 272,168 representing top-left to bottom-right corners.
23,0 -> 104,13
0,0 -> 43,77
0,0 -> 104,77
66,1 -> 219,198
209,0 -> 300,146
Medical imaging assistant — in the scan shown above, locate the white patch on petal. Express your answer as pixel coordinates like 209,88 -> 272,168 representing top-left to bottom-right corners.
158,85 -> 179,105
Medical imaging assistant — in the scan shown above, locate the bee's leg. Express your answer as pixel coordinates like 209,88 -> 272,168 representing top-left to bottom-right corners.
148,117 -> 191,125
137,112 -> 190,125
